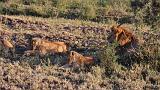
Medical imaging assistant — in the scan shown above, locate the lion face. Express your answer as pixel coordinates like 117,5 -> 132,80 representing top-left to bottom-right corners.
68,51 -> 79,65
32,38 -> 42,50
107,26 -> 117,43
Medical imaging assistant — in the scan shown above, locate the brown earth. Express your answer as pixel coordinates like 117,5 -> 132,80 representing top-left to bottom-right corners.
0,15 -> 160,90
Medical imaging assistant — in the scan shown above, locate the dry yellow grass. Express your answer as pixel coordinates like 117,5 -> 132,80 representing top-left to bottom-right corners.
0,14 -> 159,90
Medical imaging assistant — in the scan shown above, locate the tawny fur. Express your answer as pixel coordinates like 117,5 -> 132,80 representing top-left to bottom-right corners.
108,25 -> 138,46
29,38 -> 68,56
68,51 -> 94,66
0,36 -> 13,48
0,36 -> 14,57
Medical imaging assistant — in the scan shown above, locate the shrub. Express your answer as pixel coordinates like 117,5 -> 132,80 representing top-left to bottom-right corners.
56,0 -> 97,20
81,4 -> 97,20
52,0 -> 58,7
0,2 -> 4,13
25,6 -> 42,17
98,42 -> 120,76
2,3 -> 22,15
98,0 -> 108,7
45,7 -> 58,18
65,1 -> 82,19
25,5 -> 48,17
95,7 -> 109,23
131,0 -> 160,29
0,0 -> 133,23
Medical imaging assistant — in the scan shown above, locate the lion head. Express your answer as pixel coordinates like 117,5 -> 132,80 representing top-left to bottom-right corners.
31,38 -> 42,50
107,25 -> 138,47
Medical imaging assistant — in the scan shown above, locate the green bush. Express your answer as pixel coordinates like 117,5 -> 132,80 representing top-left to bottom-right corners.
81,4 -> 97,20
131,0 -> 160,29
2,3 -> 24,15
65,1 -> 82,19
0,2 -> 4,13
95,7 -> 109,23
25,5 -> 56,18
0,0 -> 133,23
25,6 -> 43,17
0,0 -> 159,26
98,42 -> 120,75
52,0 -> 58,7
98,0 -> 108,7
56,0 -> 98,20
45,7 -> 58,18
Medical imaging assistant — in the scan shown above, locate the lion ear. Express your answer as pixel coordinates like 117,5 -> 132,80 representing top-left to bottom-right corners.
71,51 -> 74,56
117,24 -> 123,28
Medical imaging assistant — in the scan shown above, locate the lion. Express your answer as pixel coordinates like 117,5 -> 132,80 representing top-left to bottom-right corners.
25,38 -> 68,56
0,36 -> 14,57
107,25 -> 140,67
68,51 -> 94,66
107,25 -> 138,47
0,36 -> 13,48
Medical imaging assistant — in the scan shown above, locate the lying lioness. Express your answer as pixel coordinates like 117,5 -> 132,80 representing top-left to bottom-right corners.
0,36 -> 13,48
107,25 -> 138,47
25,38 -> 68,56
68,51 -> 94,66
0,36 -> 14,57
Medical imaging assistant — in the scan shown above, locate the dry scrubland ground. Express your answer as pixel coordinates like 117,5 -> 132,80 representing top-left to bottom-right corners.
0,15 -> 160,90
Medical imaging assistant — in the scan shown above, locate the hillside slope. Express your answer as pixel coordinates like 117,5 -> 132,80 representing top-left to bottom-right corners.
0,15 -> 160,90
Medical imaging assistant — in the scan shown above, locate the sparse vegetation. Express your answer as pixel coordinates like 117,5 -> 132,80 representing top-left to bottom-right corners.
0,0 -> 160,89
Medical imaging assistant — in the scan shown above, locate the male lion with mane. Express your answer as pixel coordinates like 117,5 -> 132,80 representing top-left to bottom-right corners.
107,25 -> 140,67
107,25 -> 138,48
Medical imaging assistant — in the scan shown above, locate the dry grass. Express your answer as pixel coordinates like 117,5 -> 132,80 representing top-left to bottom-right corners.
0,15 -> 160,89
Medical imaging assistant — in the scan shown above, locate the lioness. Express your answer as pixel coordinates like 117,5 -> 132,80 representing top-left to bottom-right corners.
0,36 -> 14,57
0,36 -> 13,48
26,38 -> 68,56
68,51 -> 94,66
107,25 -> 138,47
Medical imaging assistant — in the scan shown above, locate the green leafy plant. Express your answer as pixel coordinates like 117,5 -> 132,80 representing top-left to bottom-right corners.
98,42 -> 120,75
